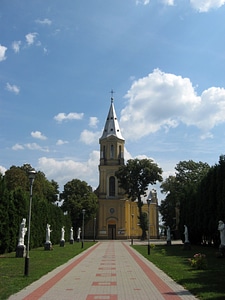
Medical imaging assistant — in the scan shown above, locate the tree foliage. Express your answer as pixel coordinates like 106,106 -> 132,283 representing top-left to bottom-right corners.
194,155 -> 225,245
115,158 -> 163,239
160,160 -> 212,243
160,175 -> 178,229
0,164 -> 70,254
60,179 -> 98,232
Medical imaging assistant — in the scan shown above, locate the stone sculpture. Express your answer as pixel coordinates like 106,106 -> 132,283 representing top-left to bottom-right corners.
77,227 -> 81,242
218,220 -> 225,257
16,218 -> 27,257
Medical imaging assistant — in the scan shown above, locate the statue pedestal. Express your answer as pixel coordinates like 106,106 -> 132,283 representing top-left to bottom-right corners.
60,240 -> 65,247
183,242 -> 191,250
16,245 -> 26,258
70,239 -> 74,244
44,242 -> 52,250
219,245 -> 225,257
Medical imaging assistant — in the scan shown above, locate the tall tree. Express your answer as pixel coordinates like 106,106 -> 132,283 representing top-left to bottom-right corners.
115,158 -> 163,239
0,164 -> 66,253
160,160 -> 210,243
4,166 -> 28,191
160,175 -> 178,231
61,179 -> 98,231
196,155 -> 225,245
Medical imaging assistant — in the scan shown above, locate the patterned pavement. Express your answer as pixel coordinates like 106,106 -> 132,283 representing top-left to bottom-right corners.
9,241 -> 199,300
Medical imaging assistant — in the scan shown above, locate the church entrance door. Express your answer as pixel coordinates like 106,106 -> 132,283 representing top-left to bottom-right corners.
108,224 -> 116,240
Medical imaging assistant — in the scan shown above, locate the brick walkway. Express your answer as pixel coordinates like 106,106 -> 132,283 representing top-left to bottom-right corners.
9,241 -> 198,300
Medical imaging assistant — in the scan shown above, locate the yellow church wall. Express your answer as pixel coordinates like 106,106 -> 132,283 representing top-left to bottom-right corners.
84,197 -> 159,240
93,198 -> 158,240
142,202 -> 159,239
124,200 -> 159,239
97,199 -> 127,239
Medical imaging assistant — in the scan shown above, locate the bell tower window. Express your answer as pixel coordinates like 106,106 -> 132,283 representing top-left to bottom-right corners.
119,145 -> 122,158
110,145 -> 114,158
109,176 -> 115,197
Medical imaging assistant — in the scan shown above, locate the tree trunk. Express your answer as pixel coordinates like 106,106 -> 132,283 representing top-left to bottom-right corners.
137,199 -> 146,240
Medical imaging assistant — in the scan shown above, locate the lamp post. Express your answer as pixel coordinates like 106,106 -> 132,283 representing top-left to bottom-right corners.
24,170 -> 36,276
131,214 -> 134,245
147,196 -> 151,255
81,209 -> 85,248
94,217 -> 96,242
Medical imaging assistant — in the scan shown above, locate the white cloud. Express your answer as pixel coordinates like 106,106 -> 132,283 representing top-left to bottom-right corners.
136,0 -> 174,5
12,142 -> 49,152
0,165 -> 7,175
43,47 -> 48,55
161,0 -> 174,5
135,0 -> 225,10
12,143 -> 24,150
35,18 -> 52,25
6,82 -> 20,94
25,143 -> 49,152
12,41 -> 21,53
120,69 -> 225,140
80,130 -> 101,145
136,0 -> 150,4
0,44 -> 7,61
89,117 -> 99,128
54,112 -> 84,122
25,32 -> 38,46
200,132 -> 213,140
56,139 -> 68,145
37,151 -> 99,189
124,147 -> 134,161
190,0 -> 225,12
31,131 -> 47,140
192,87 -> 225,130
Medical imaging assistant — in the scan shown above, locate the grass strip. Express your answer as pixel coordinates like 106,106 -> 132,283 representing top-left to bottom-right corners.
0,242 -> 95,300
133,244 -> 225,300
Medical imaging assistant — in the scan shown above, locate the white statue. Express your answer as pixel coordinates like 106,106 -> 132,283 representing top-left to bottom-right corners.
184,225 -> 189,243
61,226 -> 65,241
70,227 -> 74,240
18,218 -> 27,246
77,227 -> 81,242
46,224 -> 52,243
218,220 -> 225,246
167,226 -> 171,242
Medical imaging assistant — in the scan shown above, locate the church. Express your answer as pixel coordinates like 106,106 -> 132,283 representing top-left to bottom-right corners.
87,95 -> 159,240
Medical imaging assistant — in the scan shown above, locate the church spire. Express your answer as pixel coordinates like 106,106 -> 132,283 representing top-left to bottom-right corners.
100,93 -> 124,141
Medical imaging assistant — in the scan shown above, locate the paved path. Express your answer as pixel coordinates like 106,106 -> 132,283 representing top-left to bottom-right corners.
9,241 -> 198,300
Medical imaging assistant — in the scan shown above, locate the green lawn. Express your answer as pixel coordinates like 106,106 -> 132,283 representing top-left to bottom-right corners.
0,242 -> 95,300
133,243 -> 225,300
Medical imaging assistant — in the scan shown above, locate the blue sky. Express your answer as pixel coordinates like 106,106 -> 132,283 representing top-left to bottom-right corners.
1,0 -> 225,200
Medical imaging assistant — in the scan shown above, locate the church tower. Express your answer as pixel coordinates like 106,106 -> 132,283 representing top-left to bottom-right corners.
97,95 -> 128,239
99,95 -> 125,200
96,94 -> 159,240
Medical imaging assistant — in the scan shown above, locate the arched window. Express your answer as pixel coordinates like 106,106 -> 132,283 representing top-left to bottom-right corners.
110,145 -> 114,158
109,176 -> 115,197
119,145 -> 121,158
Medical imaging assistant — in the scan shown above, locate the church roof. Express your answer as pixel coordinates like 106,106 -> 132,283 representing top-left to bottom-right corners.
100,97 -> 124,141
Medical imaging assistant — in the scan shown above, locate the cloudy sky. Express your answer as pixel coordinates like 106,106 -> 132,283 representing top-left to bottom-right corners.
1,0 -> 225,200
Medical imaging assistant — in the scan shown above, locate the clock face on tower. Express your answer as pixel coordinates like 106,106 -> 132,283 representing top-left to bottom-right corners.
110,208 -> 115,214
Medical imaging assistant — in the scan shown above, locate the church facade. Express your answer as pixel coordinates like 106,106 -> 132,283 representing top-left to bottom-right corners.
93,96 -> 160,240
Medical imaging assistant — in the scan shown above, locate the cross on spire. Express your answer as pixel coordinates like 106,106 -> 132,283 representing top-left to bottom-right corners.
110,89 -> 115,103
